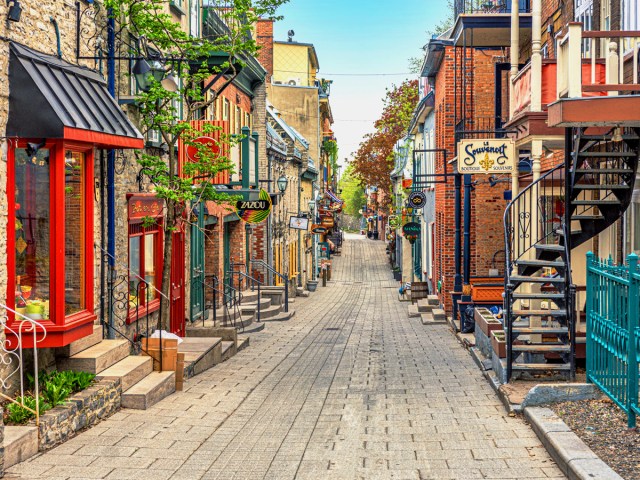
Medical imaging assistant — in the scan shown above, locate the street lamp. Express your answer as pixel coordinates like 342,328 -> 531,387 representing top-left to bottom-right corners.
132,57 -> 166,92
308,200 -> 315,212
277,175 -> 288,194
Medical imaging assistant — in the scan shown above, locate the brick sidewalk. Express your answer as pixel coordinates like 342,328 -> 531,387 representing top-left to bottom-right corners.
7,234 -> 565,479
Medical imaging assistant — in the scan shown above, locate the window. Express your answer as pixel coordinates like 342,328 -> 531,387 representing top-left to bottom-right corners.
128,221 -> 162,319
625,200 -> 640,256
223,98 -> 230,121
236,106 -> 241,133
10,143 -> 94,326
189,0 -> 199,37
622,0 -> 639,52
575,0 -> 593,56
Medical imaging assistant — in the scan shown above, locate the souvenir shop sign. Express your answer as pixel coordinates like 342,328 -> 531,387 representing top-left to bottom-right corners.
457,139 -> 515,174
311,224 -> 328,234
236,189 -> 272,224
321,216 -> 335,228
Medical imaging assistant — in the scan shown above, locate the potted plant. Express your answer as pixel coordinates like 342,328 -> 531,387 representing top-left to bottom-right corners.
491,330 -> 507,358
392,267 -> 402,281
307,280 -> 318,292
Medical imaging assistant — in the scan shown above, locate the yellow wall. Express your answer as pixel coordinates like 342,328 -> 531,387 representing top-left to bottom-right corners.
273,43 -> 317,87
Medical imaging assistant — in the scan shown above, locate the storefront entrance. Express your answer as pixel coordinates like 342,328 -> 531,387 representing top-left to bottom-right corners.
190,205 -> 206,322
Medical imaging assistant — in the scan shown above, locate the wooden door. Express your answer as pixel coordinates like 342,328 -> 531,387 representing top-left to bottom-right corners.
170,230 -> 186,336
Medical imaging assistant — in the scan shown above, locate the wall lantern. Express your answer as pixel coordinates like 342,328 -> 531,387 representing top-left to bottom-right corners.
132,57 -> 166,92
277,175 -> 288,193
7,0 -> 22,22
308,200 -> 315,212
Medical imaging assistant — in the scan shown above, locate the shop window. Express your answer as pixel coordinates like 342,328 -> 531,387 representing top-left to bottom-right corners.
64,151 -> 85,315
14,148 -> 51,318
128,221 -> 162,320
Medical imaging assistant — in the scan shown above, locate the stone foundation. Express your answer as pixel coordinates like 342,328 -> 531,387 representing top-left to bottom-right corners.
37,378 -> 121,451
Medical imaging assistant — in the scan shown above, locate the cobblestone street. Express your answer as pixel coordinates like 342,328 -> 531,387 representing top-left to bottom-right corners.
7,234 -> 565,480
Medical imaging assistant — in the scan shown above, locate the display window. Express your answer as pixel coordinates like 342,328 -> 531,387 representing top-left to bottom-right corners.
127,195 -> 164,323
7,140 -> 95,344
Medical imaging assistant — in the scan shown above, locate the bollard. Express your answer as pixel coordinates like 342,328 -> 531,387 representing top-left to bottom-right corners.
322,268 -> 327,287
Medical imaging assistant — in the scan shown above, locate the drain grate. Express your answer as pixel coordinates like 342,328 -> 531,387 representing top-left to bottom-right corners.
325,327 -> 340,331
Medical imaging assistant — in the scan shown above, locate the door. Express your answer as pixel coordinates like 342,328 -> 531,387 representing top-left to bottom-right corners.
223,222 -> 232,299
170,230 -> 186,337
190,205 -> 205,322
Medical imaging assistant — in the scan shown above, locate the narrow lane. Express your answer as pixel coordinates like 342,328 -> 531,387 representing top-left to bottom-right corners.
8,234 -> 565,480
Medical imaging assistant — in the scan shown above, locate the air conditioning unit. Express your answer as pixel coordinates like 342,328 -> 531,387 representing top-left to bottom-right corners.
287,78 -> 301,86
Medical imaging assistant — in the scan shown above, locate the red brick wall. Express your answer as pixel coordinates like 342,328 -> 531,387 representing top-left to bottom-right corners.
256,19 -> 274,77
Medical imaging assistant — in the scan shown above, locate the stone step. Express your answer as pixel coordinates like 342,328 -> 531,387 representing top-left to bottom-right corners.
427,295 -> 440,306
179,337 -> 222,379
121,371 -> 175,410
96,355 -> 153,392
238,313 -> 255,328
3,426 -> 38,469
242,321 -> 266,334
221,341 -> 236,361
57,325 -> 103,357
408,305 -> 420,318
57,339 -> 130,374
296,290 -> 310,298
262,309 -> 295,322
237,336 -> 250,352
432,309 -> 446,322
258,303 -> 284,320
243,297 -> 273,311
421,312 -> 447,325
416,299 -> 434,313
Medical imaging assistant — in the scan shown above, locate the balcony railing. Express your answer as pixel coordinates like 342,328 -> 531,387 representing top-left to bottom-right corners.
454,0 -> 530,16
557,23 -> 640,99
455,116 -> 506,141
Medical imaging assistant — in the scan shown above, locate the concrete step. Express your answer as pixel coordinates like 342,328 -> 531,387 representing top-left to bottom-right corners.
3,426 -> 38,469
57,339 -> 130,374
179,337 -> 222,379
417,299 -> 434,313
427,295 -> 440,306
261,285 -> 286,292
240,290 -> 260,303
258,303 -> 284,320
238,313 -> 256,328
237,336 -> 250,352
262,308 -> 295,322
57,325 -> 103,357
243,297 -> 273,310
432,308 -> 446,322
421,313 -> 447,325
242,321 -> 266,334
96,355 -> 153,392
408,305 -> 420,318
121,371 -> 175,410
221,341 -> 236,361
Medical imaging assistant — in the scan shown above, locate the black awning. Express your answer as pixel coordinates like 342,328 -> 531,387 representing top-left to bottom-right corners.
7,42 -> 143,148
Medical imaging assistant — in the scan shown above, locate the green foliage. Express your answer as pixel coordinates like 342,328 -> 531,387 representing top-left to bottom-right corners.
6,396 -> 51,424
27,370 -> 96,401
338,163 -> 366,217
42,382 -> 71,407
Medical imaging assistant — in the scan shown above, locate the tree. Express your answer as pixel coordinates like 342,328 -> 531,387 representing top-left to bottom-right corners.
351,79 -> 419,208
338,163 -> 366,217
103,0 -> 288,329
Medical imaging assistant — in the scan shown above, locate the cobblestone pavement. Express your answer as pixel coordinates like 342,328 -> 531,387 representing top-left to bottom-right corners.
8,234 -> 565,480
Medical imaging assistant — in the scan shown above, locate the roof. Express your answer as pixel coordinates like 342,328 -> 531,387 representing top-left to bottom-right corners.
267,104 -> 310,149
7,42 -> 143,147
267,123 -> 287,155
420,36 -> 453,79
408,91 -> 435,135
390,137 -> 413,179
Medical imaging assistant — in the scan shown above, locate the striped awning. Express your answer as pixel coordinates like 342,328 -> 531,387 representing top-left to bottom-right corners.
326,190 -> 344,204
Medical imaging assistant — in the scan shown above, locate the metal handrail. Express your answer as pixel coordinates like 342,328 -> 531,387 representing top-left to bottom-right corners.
0,303 -> 47,426
250,259 -> 289,313
228,270 -> 263,323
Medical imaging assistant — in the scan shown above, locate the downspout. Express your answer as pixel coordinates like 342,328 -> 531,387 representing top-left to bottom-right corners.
297,162 -> 302,288
100,150 -> 106,336
267,153 -> 273,284
462,174 -> 472,300
453,172 -> 462,322
106,8 -> 116,339
49,17 -> 62,59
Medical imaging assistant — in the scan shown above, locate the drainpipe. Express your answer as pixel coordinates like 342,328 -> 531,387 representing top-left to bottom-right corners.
267,154 -> 273,284
452,172 -> 463,322
106,9 -> 116,339
462,174 -> 472,301
297,162 -> 302,288
49,18 -> 62,59
531,0 -> 542,113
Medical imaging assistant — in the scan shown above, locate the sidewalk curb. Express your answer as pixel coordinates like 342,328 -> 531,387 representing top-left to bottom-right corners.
524,407 -> 624,480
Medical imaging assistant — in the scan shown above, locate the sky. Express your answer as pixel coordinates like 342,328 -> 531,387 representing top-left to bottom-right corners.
272,0 -> 451,167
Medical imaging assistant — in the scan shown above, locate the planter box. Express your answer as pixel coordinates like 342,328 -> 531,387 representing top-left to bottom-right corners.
393,271 -> 402,281
474,308 -> 503,337
37,377 -> 122,451
491,330 -> 507,358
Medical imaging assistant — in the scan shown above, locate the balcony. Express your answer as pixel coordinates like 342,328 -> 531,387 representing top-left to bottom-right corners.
452,0 -> 531,47
549,24 -> 640,128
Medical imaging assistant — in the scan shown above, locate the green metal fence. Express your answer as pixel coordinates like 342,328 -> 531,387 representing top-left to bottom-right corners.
586,252 -> 640,428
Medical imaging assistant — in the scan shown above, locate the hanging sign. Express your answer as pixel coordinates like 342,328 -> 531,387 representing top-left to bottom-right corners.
311,224 -> 328,234
402,222 -> 421,236
389,216 -> 401,228
408,191 -> 426,209
289,216 -> 309,230
321,217 -> 335,228
187,136 -> 220,162
457,139 -> 515,174
128,194 -> 163,220
236,189 -> 272,224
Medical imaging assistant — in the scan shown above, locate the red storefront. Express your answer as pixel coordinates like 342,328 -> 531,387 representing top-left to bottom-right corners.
5,42 -> 143,348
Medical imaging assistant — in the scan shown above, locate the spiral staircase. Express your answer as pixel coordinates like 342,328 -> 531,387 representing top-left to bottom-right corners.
503,127 -> 640,381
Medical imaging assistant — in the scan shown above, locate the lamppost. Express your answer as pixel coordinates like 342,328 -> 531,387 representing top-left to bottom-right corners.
308,199 -> 316,281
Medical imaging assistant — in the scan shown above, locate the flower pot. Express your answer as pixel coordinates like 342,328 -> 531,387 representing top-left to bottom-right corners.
393,271 -> 402,281
307,281 -> 318,292
474,308 -> 502,337
491,330 -> 507,358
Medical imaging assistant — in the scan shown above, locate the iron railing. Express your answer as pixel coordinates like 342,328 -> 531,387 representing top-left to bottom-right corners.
0,304 -> 47,425
454,0 -> 530,16
228,270 -> 263,323
250,259 -> 289,313
586,252 -> 640,428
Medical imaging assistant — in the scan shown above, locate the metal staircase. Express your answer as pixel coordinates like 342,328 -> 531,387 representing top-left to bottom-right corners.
504,127 -> 640,381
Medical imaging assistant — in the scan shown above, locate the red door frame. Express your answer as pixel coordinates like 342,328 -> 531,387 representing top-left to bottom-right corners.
7,139 -> 96,348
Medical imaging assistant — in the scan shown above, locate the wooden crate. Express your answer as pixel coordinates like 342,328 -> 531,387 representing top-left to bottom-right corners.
410,282 -> 430,304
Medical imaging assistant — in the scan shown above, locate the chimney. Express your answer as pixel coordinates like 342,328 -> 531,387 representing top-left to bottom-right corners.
256,18 -> 274,78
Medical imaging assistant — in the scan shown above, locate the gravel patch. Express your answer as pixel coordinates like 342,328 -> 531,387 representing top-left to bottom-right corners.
550,398 -> 640,480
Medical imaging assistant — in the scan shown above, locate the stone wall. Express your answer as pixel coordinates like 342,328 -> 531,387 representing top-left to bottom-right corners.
37,377 -> 121,451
